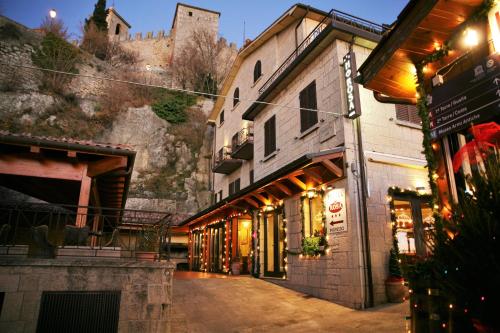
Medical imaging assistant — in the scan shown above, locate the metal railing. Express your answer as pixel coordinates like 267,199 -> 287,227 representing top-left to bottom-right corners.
231,126 -> 254,151
258,10 -> 333,95
213,146 -> 233,167
258,9 -> 385,96
0,202 -> 173,260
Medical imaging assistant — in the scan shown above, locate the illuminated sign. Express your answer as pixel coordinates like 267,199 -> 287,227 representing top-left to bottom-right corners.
342,51 -> 361,119
488,1 -> 500,53
324,188 -> 347,234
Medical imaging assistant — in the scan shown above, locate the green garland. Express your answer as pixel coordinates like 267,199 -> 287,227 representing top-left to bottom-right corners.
299,190 -> 328,257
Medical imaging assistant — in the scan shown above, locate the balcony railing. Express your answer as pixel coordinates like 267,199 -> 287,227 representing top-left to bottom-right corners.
258,9 -> 385,96
231,126 -> 254,160
213,146 -> 242,174
0,202 -> 172,261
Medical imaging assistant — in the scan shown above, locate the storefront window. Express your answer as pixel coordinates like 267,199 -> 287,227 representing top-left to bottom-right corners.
302,194 -> 324,237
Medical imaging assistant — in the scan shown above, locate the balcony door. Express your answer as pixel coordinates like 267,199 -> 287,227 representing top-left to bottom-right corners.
263,211 -> 284,277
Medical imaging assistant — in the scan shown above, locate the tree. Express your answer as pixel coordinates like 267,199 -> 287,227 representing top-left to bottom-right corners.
85,0 -> 108,32
173,29 -> 235,95
32,32 -> 80,93
39,16 -> 69,40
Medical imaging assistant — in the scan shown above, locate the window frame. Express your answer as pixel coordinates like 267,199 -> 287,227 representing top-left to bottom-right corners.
395,104 -> 421,125
233,88 -> 240,107
219,110 -> 224,126
253,60 -> 262,83
264,115 -> 276,157
299,81 -> 318,133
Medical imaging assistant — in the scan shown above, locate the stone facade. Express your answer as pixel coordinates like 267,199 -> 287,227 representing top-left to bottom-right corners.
204,5 -> 428,308
0,258 -> 174,332
106,8 -> 131,42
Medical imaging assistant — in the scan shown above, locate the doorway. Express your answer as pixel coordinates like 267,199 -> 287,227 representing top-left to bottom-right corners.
236,219 -> 252,274
209,223 -> 225,273
263,211 -> 284,277
392,196 -> 434,256
191,230 -> 203,271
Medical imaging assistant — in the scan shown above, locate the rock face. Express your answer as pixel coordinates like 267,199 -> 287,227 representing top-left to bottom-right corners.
0,17 -> 214,222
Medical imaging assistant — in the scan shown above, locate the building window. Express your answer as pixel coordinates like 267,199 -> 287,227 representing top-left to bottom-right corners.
253,60 -> 262,83
299,81 -> 318,132
188,11 -> 193,16
219,110 -> 224,125
233,88 -> 240,107
302,194 -> 324,237
249,169 -> 254,185
115,24 -> 121,35
228,178 -> 241,196
264,115 -> 276,157
218,190 -> 222,201
395,104 -> 421,125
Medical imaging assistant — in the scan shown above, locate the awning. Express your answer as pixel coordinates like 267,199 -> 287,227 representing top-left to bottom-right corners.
180,147 -> 345,227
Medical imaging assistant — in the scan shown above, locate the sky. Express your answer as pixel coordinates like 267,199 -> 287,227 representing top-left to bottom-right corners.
0,0 -> 409,46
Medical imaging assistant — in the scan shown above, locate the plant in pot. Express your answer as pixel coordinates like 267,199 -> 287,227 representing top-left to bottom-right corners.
302,236 -> 320,256
231,255 -> 241,275
385,246 -> 406,303
136,228 -> 158,261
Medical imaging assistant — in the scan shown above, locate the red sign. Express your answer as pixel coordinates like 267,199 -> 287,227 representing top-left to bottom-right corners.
329,202 -> 343,213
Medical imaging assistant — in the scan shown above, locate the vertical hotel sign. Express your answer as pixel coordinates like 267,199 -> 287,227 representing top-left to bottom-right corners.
488,1 -> 500,52
342,51 -> 361,119
324,188 -> 347,234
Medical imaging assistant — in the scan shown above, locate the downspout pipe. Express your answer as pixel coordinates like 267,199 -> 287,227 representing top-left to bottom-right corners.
349,42 -> 374,308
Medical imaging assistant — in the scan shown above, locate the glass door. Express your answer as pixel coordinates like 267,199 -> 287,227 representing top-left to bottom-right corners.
192,231 -> 202,271
264,211 -> 284,277
209,223 -> 225,273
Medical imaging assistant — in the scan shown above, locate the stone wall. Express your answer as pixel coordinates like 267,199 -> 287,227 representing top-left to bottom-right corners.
0,258 -> 174,332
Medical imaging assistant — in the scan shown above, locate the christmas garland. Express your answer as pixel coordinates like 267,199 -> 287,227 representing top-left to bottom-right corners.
298,189 -> 328,257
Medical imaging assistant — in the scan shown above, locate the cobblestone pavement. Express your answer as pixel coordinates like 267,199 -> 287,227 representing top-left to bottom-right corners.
171,272 -> 409,333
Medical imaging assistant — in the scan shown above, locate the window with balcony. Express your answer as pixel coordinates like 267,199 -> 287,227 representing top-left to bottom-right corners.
264,115 -> 276,157
299,81 -> 318,133
233,88 -> 240,107
254,60 -> 262,83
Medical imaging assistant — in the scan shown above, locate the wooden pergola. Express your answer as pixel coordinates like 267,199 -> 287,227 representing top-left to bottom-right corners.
0,132 -> 136,226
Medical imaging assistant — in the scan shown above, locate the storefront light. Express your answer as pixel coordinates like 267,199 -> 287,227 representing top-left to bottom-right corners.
416,187 -> 426,195
306,189 -> 316,198
463,28 -> 479,48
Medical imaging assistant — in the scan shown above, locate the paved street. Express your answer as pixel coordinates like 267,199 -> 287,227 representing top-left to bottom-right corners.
171,272 -> 409,333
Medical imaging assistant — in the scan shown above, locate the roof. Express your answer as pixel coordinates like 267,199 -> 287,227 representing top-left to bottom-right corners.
180,147 -> 345,227
171,2 -> 221,29
356,0 -> 484,103
0,132 -> 136,210
107,7 -> 132,29
208,3 -> 329,122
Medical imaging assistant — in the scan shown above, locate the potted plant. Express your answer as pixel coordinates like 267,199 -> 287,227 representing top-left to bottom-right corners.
385,248 -> 406,302
135,228 -> 158,261
231,255 -> 241,275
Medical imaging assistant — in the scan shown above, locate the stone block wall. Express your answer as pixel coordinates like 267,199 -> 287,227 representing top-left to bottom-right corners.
0,258 -> 174,333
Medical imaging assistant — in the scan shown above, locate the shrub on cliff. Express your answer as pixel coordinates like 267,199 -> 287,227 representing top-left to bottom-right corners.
152,92 -> 196,124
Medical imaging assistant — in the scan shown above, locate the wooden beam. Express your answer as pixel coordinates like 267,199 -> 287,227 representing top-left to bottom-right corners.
243,197 -> 259,208
30,146 -> 40,154
303,168 -> 323,184
273,181 -> 292,196
87,157 -> 127,177
261,189 -> 279,203
288,175 -> 306,191
312,152 -> 343,163
76,174 -> 91,227
0,154 -> 86,181
321,159 -> 343,177
252,193 -> 269,205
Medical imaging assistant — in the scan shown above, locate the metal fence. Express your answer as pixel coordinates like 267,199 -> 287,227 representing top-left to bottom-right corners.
0,202 -> 172,260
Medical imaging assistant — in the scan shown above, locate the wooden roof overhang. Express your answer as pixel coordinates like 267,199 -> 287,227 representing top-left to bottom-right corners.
0,132 -> 136,211
357,0 -> 485,103
181,147 -> 345,228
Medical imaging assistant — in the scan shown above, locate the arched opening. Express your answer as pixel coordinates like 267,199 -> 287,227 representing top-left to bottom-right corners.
233,88 -> 240,107
253,60 -> 262,83
115,23 -> 121,35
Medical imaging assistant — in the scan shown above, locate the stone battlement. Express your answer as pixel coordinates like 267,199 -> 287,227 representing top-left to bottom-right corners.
119,30 -> 173,42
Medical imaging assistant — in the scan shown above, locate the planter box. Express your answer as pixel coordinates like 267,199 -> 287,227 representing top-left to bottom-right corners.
57,246 -> 122,259
135,251 -> 157,262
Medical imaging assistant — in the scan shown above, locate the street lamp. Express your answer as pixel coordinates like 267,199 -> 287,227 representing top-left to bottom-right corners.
49,9 -> 57,19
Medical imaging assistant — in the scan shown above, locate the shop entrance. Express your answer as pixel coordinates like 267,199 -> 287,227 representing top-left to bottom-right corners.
393,196 -> 434,256
263,211 -> 284,277
236,219 -> 252,274
191,230 -> 203,271
209,223 -> 225,273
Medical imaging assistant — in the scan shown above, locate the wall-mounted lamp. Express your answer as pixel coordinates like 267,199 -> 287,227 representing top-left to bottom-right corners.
463,28 -> 479,48
264,205 -> 274,212
416,187 -> 426,195
306,189 -> 316,199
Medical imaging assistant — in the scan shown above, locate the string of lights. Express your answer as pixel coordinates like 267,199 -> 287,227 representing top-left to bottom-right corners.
0,61 -> 344,117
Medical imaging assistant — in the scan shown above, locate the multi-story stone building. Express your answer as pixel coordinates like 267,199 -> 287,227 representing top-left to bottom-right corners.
180,4 -> 431,309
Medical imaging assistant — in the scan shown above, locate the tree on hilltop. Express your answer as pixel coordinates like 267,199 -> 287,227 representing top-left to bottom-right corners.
85,0 -> 108,32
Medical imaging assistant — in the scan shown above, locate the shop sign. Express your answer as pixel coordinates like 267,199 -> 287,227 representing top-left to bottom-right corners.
342,51 -> 361,119
324,188 -> 347,234
429,53 -> 500,139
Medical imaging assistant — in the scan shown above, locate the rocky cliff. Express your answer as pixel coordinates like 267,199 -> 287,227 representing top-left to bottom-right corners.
0,16 -> 213,221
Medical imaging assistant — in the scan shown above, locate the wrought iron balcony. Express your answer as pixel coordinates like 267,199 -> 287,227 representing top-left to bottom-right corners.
212,146 -> 242,174
0,202 -> 173,260
231,126 -> 254,160
258,9 -> 384,97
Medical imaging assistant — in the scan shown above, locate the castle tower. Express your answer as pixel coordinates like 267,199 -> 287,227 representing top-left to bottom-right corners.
106,7 -> 131,41
170,3 -> 220,63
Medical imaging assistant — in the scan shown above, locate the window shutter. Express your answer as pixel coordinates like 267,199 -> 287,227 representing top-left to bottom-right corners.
300,81 -> 318,132
235,178 -> 240,192
395,104 -> 420,125
220,110 -> 224,125
228,182 -> 234,196
264,115 -> 276,156
249,170 -> 254,185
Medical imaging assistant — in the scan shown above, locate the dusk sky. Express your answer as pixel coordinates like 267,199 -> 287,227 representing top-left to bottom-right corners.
1,0 -> 408,46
